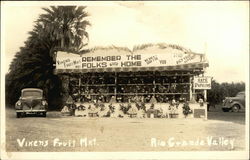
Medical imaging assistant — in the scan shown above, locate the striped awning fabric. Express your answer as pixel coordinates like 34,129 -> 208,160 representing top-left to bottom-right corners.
54,62 -> 208,74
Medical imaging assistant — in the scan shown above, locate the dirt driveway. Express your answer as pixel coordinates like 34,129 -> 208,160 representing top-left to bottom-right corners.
5,108 -> 245,152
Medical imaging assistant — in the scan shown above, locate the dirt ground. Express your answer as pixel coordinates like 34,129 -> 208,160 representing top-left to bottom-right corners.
4,106 -> 245,152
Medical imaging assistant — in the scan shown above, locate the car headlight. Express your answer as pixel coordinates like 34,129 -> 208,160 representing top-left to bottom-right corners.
16,101 -> 21,106
229,99 -> 233,103
42,100 -> 47,106
15,101 -> 22,109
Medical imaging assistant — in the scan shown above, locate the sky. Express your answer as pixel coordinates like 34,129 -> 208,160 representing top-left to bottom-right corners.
1,1 -> 249,83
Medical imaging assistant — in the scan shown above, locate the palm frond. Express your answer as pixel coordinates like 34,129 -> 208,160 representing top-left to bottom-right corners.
133,43 -> 192,52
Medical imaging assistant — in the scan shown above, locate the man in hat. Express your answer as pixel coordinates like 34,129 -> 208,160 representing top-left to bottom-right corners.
66,95 -> 75,116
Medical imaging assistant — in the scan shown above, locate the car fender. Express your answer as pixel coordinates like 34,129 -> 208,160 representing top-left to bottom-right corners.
230,102 -> 243,109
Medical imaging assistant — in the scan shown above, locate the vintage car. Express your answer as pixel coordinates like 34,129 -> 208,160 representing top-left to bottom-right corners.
15,88 -> 48,118
222,91 -> 245,112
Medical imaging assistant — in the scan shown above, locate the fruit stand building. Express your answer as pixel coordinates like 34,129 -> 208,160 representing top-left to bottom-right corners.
54,43 -> 210,118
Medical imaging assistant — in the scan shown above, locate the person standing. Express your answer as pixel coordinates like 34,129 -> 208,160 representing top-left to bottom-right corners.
66,95 -> 75,116
169,98 -> 177,118
182,101 -> 190,118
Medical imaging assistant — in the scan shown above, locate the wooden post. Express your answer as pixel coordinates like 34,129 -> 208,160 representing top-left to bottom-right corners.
204,89 -> 207,120
153,71 -> 156,97
189,77 -> 192,101
79,76 -> 81,95
204,89 -> 207,102
115,72 -> 117,98
79,76 -> 81,87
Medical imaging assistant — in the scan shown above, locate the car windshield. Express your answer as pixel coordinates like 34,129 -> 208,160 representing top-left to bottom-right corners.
22,91 -> 42,97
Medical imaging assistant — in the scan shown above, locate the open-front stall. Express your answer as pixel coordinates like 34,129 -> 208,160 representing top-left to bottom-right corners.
55,44 -> 210,118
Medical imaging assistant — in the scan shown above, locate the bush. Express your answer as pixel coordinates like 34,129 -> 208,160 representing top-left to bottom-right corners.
207,80 -> 245,105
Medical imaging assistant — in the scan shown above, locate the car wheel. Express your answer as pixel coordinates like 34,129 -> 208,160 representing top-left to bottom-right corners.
42,112 -> 47,117
232,104 -> 240,112
16,112 -> 21,118
222,108 -> 230,112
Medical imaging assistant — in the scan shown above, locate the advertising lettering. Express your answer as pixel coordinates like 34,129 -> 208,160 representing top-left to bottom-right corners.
56,52 -> 204,70
193,77 -> 212,90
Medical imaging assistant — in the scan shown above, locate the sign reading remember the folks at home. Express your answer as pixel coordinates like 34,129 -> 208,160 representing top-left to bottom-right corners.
56,51 -> 204,70
193,77 -> 212,90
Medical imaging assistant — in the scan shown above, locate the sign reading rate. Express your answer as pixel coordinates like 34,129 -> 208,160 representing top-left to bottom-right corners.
56,52 -> 203,70
193,77 -> 212,90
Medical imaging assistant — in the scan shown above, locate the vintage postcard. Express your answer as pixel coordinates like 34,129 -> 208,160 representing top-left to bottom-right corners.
1,1 -> 249,160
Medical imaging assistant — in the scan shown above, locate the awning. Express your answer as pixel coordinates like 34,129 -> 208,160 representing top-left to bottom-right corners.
54,62 -> 208,74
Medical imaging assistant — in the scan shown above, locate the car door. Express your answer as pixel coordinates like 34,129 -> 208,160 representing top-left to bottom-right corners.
241,93 -> 245,108
238,92 -> 245,109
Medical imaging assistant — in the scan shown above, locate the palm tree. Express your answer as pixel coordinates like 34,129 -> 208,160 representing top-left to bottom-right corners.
6,6 -> 90,109
6,34 -> 57,106
37,6 -> 90,53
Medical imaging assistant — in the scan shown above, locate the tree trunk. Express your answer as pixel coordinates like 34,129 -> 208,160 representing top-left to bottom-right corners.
60,74 -> 70,106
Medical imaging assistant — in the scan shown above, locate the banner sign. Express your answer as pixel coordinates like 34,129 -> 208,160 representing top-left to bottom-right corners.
193,77 -> 212,90
56,51 -> 204,70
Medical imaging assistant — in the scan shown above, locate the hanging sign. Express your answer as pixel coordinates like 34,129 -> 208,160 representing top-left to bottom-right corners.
193,77 -> 212,90
56,51 -> 204,70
